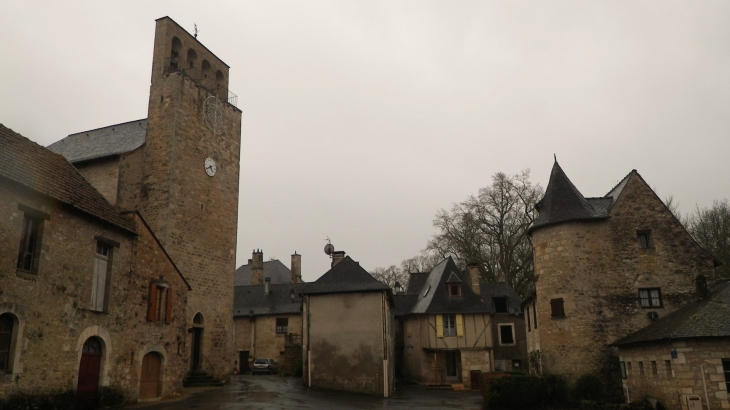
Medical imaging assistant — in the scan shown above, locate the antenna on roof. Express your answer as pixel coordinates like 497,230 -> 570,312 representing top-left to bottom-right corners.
324,237 -> 334,256
194,23 -> 198,38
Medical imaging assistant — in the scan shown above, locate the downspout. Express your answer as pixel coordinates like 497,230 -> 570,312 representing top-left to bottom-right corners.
700,364 -> 711,410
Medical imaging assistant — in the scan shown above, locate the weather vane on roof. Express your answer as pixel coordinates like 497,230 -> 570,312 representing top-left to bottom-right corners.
194,23 -> 198,38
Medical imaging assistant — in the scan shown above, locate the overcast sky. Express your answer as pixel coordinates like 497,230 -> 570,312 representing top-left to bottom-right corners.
2,1 -> 728,281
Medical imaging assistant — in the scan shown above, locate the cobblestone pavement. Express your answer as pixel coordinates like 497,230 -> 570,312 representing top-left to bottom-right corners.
129,375 -> 484,410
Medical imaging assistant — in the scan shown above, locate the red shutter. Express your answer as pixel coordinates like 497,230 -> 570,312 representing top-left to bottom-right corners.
147,283 -> 157,321
165,288 -> 173,324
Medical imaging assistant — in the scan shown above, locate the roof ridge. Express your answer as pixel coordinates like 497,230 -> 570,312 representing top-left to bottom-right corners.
65,118 -> 148,137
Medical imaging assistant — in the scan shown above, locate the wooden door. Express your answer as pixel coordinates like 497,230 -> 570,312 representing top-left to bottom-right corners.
239,351 -> 249,374
77,338 -> 102,407
140,353 -> 162,399
470,370 -> 481,389
191,328 -> 202,371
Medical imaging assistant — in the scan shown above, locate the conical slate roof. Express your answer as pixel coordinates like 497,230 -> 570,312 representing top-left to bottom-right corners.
300,256 -> 390,295
529,161 -> 609,232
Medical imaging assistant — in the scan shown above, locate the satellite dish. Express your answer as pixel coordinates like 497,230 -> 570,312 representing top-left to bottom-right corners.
324,243 -> 335,255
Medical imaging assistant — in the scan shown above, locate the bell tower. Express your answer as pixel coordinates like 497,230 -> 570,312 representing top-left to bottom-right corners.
139,17 -> 241,378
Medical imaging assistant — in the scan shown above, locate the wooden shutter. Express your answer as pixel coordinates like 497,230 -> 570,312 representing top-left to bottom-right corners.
91,256 -> 107,312
146,283 -> 157,321
436,315 -> 444,338
550,298 -> 564,317
456,314 -> 464,337
165,288 -> 173,324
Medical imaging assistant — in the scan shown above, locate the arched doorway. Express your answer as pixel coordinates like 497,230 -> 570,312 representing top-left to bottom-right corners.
140,352 -> 162,399
191,313 -> 204,371
0,313 -> 14,372
77,337 -> 103,406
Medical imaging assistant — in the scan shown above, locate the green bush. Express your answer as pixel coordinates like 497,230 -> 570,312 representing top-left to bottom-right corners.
98,385 -> 129,407
483,374 -> 569,410
573,374 -> 604,402
0,390 -> 77,410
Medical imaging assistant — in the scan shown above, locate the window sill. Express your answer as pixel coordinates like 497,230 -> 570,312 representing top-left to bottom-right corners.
15,270 -> 38,281
80,309 -> 109,315
551,315 -> 567,319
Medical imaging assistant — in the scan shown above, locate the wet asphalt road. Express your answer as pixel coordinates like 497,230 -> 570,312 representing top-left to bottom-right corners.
131,375 -> 484,409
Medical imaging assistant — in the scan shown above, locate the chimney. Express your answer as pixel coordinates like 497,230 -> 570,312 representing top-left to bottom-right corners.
251,249 -> 264,285
291,252 -> 302,283
467,263 -> 481,296
331,251 -> 346,268
264,277 -> 270,294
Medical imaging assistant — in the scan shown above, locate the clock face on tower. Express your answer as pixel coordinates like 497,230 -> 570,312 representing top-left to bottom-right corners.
204,158 -> 217,177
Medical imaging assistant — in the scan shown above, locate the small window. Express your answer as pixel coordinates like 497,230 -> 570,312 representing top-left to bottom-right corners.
448,284 -> 461,297
619,361 -> 627,379
637,230 -> 651,249
16,215 -> 42,274
512,359 -> 522,370
423,286 -> 431,297
651,361 -> 657,376
276,318 -> 288,334
499,324 -> 515,345
550,298 -> 565,317
627,361 -> 632,372
147,283 -> 172,324
493,297 -> 508,313
533,304 -> 538,329
638,361 -> 644,376
639,288 -> 662,308
665,360 -> 672,378
90,242 -> 112,312
526,307 -> 531,332
443,314 -> 456,337
722,359 -> 730,393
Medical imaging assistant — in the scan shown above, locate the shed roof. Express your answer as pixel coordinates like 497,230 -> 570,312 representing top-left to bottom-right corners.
48,119 -> 147,163
0,124 -> 135,233
299,256 -> 390,295
613,281 -> 730,346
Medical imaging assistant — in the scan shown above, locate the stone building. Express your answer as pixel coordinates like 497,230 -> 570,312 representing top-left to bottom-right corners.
48,16 -> 242,380
0,125 -> 190,402
301,254 -> 395,397
233,250 -> 305,374
525,161 -> 721,382
394,257 -> 526,390
612,280 -> 730,410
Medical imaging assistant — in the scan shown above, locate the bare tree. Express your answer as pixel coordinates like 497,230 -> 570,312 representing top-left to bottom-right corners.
370,265 -> 410,290
688,199 -> 730,279
427,170 -> 543,298
400,251 -> 442,274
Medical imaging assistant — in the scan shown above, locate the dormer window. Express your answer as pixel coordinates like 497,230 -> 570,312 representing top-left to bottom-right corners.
637,230 -> 652,249
493,297 -> 508,313
448,283 -> 461,297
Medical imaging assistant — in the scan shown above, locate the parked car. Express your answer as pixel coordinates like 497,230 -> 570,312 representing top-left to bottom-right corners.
252,358 -> 278,375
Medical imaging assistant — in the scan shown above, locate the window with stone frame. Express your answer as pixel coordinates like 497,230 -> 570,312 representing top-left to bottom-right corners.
147,282 -> 172,324
16,215 -> 42,274
499,323 -> 515,345
90,242 -> 112,312
637,230 -> 652,249
723,359 -> 730,393
276,318 -> 288,334
639,288 -> 662,308
550,298 -> 565,317
443,314 -> 456,336
448,283 -> 461,297
619,362 -> 627,379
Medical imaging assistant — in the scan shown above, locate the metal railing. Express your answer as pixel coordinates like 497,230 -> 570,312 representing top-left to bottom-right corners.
164,57 -> 238,107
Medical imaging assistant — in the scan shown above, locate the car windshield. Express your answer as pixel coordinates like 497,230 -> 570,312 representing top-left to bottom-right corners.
254,359 -> 268,364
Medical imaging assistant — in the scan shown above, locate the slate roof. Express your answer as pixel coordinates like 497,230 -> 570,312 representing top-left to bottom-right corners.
405,272 -> 429,294
299,256 -> 391,295
0,124 -> 135,233
48,119 -> 147,163
235,260 -> 292,286
407,258 -> 492,315
480,282 -> 523,314
393,294 -> 419,316
530,161 -> 610,233
234,283 -> 308,317
613,281 -> 730,346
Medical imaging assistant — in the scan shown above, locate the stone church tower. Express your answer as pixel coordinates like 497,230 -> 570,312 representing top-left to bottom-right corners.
524,161 -> 719,381
138,17 -> 242,378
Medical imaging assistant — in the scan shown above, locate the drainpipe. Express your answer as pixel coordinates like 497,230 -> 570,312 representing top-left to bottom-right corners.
700,364 -> 711,410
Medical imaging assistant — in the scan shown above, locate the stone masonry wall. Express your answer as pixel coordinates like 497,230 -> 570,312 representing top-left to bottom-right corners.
619,339 -> 730,410
233,314 -> 302,370
74,157 -> 120,206
0,182 -> 189,401
530,174 -> 718,381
